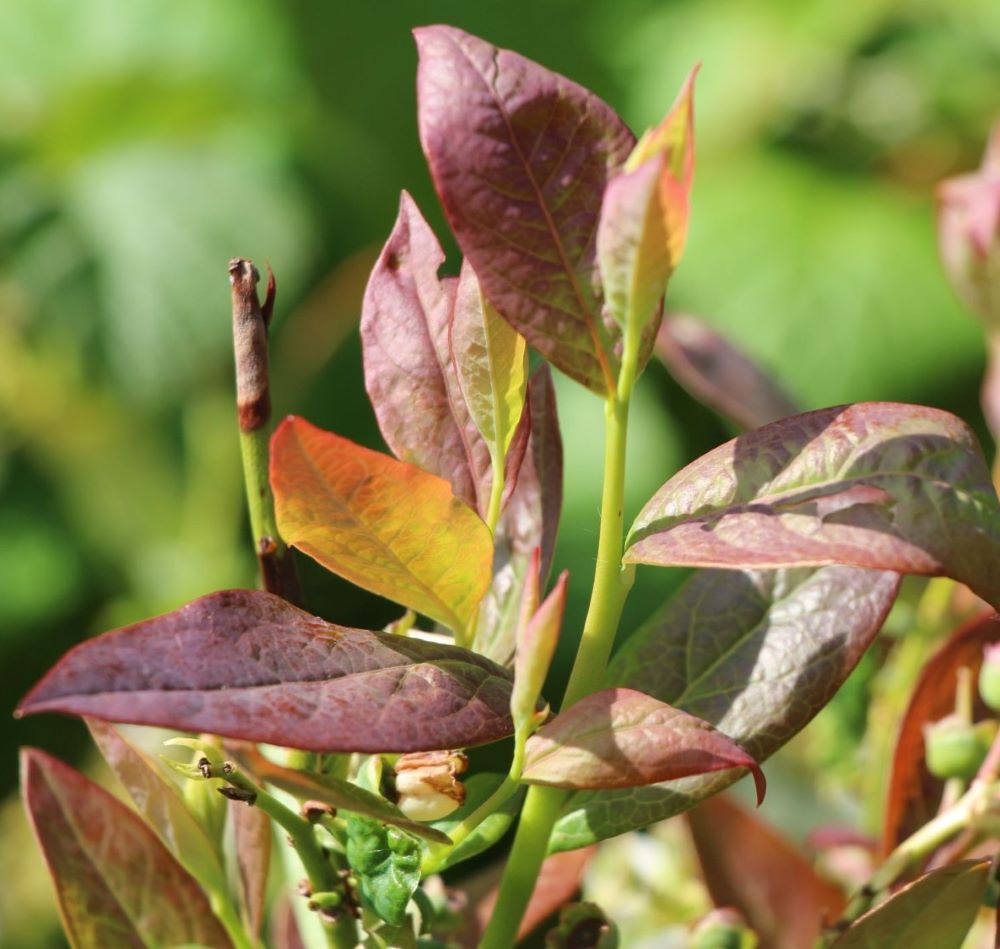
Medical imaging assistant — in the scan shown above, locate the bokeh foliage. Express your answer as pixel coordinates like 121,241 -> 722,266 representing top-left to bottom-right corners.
2,0 -> 999,945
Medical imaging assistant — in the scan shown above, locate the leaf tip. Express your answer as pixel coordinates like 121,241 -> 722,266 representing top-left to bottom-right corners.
749,760 -> 767,807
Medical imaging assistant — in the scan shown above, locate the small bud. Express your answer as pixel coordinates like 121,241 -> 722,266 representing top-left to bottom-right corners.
197,757 -> 213,779
979,644 -> 1000,712
691,908 -> 756,949
394,750 -> 468,822
924,714 -> 997,781
545,902 -> 618,948
301,799 -> 337,823
937,124 -> 1000,328
217,785 -> 258,806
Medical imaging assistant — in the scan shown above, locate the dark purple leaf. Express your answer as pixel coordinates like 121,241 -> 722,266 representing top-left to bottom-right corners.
21,748 -> 233,948
655,313 -> 798,430
86,719 -> 227,896
232,796 -> 270,940
18,590 -> 515,753
688,795 -> 846,949
883,609 -> 1000,854
626,403 -> 1000,610
415,25 -> 636,395
551,565 -> 899,850
829,860 -> 990,947
522,688 -> 765,802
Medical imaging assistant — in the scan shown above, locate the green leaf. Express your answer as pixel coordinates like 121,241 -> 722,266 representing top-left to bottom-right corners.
271,415 -> 493,634
346,814 -> 421,927
829,860 -> 990,948
626,403 -> 1000,611
86,720 -> 228,897
452,261 -> 528,461
550,564 -> 898,850
20,748 -> 233,948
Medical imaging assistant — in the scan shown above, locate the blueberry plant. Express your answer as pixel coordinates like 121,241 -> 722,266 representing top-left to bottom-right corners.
17,25 -> 1000,948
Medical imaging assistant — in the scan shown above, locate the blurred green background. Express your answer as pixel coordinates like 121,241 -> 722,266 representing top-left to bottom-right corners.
2,0 -> 998,944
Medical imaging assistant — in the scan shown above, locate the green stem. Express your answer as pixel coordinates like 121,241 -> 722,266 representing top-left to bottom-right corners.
486,447 -> 505,536
422,728 -> 528,875
224,769 -> 354,948
209,890 -> 255,949
481,328 -> 640,948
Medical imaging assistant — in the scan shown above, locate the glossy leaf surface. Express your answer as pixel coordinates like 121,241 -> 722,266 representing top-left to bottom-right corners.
522,688 -> 765,802
655,314 -> 798,430
883,609 -> 1000,853
829,860 -> 989,948
626,403 -> 1000,610
226,741 -> 450,845
86,720 -> 227,896
688,795 -> 845,949
21,748 -> 233,948
345,815 -> 420,927
271,415 -> 493,633
19,590 -> 515,754
551,565 -> 899,850
416,25 -> 636,394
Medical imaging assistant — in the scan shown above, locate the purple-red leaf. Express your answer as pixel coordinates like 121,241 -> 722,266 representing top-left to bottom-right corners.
551,565 -> 899,850
626,403 -> 1000,610
232,797 -> 270,941
829,859 -> 990,948
521,687 -> 765,801
361,193 -> 491,512
86,719 -> 227,896
271,415 -> 493,635
21,748 -> 233,948
883,609 -> 1000,854
655,314 -> 798,430
18,590 -> 515,753
415,25 -> 636,395
688,795 -> 846,949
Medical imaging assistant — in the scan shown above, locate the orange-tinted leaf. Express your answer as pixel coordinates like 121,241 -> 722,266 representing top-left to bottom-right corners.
598,68 -> 698,337
522,688 -> 765,802
271,415 -> 493,634
883,610 -> 1000,853
21,748 -> 233,948
688,795 -> 845,949
19,590 -> 515,754
829,859 -> 989,948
